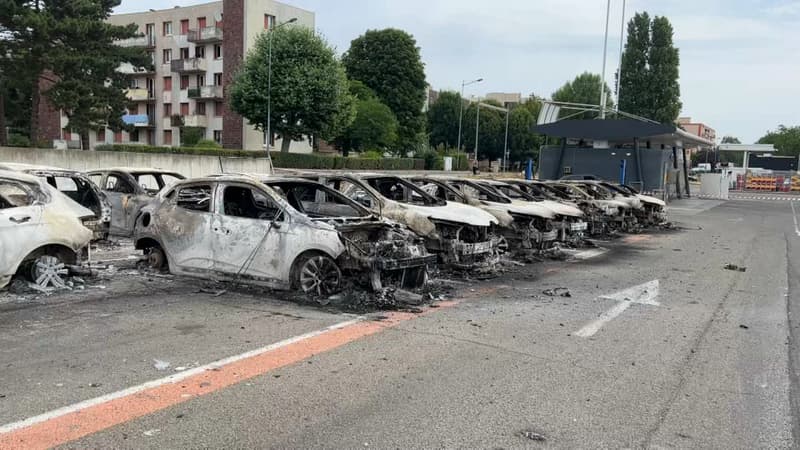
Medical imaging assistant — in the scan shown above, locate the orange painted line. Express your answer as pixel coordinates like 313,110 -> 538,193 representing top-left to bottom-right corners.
0,301 -> 459,450
622,234 -> 653,244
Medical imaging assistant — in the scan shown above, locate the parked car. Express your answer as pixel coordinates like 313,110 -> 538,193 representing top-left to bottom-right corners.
87,168 -> 185,237
603,183 -> 667,226
134,175 -> 435,295
556,181 -> 639,232
0,163 -> 110,240
296,173 -> 503,271
0,169 -> 94,289
409,176 -> 559,252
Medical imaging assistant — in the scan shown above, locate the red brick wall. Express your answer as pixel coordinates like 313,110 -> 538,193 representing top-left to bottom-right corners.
36,74 -> 61,144
222,0 -> 245,149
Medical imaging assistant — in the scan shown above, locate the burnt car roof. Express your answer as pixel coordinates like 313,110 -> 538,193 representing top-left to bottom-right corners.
89,167 -> 185,176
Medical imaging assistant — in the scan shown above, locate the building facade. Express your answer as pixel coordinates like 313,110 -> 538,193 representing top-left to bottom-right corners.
484,92 -> 522,109
52,0 -> 314,151
677,117 -> 716,144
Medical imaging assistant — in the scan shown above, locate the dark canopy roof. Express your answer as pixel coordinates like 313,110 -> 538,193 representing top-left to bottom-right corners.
533,119 -> 714,148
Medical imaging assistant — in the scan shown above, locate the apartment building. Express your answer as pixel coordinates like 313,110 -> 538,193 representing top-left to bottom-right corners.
484,92 -> 522,109
678,117 -> 716,144
48,0 -> 314,151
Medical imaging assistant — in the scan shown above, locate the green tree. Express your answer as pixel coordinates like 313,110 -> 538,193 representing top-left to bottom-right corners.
758,125 -> 800,157
618,13 -> 682,124
427,91 -> 461,149
508,105 -> 540,164
343,29 -> 427,153
230,26 -> 355,152
335,80 -> 398,155
462,100 -> 505,161
617,12 -> 651,117
0,0 -> 148,147
721,136 -> 741,144
552,72 -> 614,119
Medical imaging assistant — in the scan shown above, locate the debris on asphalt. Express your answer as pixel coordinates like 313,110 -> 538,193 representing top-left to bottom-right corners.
543,287 -> 572,298
199,288 -> 227,297
394,289 -> 424,305
142,429 -> 161,437
520,430 -> 547,441
739,324 -> 749,330
724,264 -> 747,272
153,359 -> 171,371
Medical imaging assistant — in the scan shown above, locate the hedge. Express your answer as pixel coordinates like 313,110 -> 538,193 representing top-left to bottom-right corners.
94,144 -> 424,171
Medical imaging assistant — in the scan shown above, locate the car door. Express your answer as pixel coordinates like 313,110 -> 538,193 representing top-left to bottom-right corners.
103,173 -> 138,236
0,179 -> 44,283
211,182 -> 293,282
153,183 -> 217,272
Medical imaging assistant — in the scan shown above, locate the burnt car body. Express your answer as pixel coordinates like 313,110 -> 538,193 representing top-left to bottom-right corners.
608,184 -> 668,226
295,173 -> 502,271
87,168 -> 185,237
506,180 -> 613,235
476,179 -> 588,244
409,176 -> 560,252
134,176 -> 434,295
557,181 -> 639,232
0,170 -> 94,289
0,163 -> 110,240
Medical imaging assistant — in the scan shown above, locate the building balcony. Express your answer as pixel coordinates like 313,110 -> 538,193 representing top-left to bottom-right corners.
188,85 -> 224,100
122,114 -> 155,128
119,63 -> 156,76
187,27 -> 223,44
125,88 -> 155,102
171,58 -> 207,73
115,35 -> 156,49
182,114 -> 208,128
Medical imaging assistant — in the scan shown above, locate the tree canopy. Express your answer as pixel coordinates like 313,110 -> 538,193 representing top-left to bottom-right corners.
343,28 -> 427,153
552,72 -> 614,119
618,12 -> 682,124
427,90 -> 462,150
758,125 -> 800,157
229,26 -> 355,152
0,0 -> 148,147
334,80 -> 398,155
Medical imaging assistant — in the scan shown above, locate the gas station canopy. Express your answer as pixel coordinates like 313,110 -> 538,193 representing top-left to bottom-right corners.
533,119 -> 715,149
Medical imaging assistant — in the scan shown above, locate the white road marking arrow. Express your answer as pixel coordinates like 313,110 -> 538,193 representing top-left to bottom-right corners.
575,280 -> 660,338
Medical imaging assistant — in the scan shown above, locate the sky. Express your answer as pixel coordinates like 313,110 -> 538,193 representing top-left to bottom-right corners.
115,0 -> 800,144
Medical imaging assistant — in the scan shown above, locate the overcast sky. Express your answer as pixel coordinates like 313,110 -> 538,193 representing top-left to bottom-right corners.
116,0 -> 800,143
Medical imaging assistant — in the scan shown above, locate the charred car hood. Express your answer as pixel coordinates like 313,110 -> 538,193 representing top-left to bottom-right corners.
401,202 -> 498,227
538,200 -> 584,217
505,200 -> 556,219
636,194 -> 666,207
614,195 -> 643,209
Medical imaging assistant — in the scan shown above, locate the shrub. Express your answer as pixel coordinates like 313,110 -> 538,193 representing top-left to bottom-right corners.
8,133 -> 31,148
194,139 -> 222,149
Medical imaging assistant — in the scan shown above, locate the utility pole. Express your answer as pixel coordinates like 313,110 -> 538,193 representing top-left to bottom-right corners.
599,0 -> 611,119
456,78 -> 482,153
614,0 -> 626,113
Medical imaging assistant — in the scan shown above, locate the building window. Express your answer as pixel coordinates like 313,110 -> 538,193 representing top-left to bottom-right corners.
130,129 -> 140,142
213,130 -> 222,144
195,45 -> 205,58
264,14 -> 276,30
179,47 -> 189,59
214,73 -> 223,86
97,129 -> 105,142
162,21 -> 172,36
163,76 -> 172,91
180,19 -> 189,35
196,75 -> 205,87
214,44 -> 222,59
147,51 -> 155,66
114,131 -> 123,143
163,103 -> 172,117
198,17 -> 207,28
197,102 -> 206,116
162,49 -> 172,63
180,75 -> 189,90
164,130 -> 172,145
180,102 -> 189,115
214,101 -> 224,117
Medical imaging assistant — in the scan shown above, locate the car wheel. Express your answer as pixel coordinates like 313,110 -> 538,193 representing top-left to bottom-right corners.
293,253 -> 341,297
28,255 -> 69,289
145,246 -> 166,270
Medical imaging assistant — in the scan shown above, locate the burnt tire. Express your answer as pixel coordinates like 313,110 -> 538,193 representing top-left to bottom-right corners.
27,254 -> 70,289
144,246 -> 166,270
291,253 -> 342,297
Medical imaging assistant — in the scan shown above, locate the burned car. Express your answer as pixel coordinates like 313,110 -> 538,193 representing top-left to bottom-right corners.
607,183 -> 668,226
134,176 -> 435,296
87,168 -> 185,237
296,173 -> 502,271
555,181 -> 638,232
0,163 -> 110,240
0,169 -> 94,289
409,176 -> 559,253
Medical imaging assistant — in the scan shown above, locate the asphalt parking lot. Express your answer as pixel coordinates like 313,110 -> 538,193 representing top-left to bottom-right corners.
1,197 -> 799,449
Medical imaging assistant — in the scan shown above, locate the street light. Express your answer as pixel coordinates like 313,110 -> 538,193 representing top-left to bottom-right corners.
265,17 -> 297,158
599,0 -> 611,119
456,78 -> 483,154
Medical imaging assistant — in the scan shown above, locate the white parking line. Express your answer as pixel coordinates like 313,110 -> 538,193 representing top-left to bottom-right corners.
792,201 -> 800,237
575,280 -> 660,338
0,318 -> 362,435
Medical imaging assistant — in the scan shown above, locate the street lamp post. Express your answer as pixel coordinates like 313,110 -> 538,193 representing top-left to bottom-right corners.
456,78 -> 482,154
474,102 -> 480,161
265,17 -> 297,159
599,0 -> 611,119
